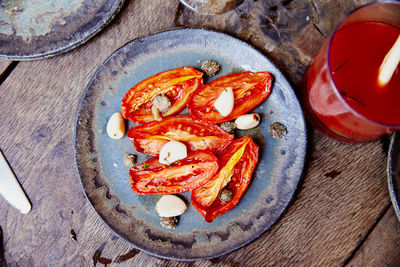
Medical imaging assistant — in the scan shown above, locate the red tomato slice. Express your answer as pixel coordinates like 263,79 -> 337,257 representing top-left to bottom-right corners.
188,72 -> 273,123
130,151 -> 219,195
121,67 -> 203,124
191,136 -> 259,222
127,115 -> 234,157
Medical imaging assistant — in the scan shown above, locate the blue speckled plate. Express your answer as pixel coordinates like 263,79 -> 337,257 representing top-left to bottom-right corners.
388,132 -> 400,222
74,29 -> 307,260
0,0 -> 124,60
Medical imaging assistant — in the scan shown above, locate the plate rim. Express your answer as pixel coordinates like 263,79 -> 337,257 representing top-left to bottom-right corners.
73,27 -> 307,260
387,131 -> 400,222
0,0 -> 125,60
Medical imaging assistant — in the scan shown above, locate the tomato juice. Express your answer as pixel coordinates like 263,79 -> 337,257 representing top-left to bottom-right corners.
330,22 -> 400,125
301,6 -> 400,142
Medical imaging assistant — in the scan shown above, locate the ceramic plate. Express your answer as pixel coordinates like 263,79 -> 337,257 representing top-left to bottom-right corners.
0,0 -> 124,60
388,132 -> 400,222
74,29 -> 307,260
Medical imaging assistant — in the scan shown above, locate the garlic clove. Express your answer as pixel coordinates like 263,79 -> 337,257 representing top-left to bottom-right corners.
155,195 -> 187,217
235,113 -> 260,130
159,141 -> 187,165
107,112 -> 125,139
214,87 -> 234,117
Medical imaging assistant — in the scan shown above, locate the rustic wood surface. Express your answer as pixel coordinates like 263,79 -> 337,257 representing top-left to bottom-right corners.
347,206 -> 400,267
0,0 -> 399,266
0,59 -> 12,78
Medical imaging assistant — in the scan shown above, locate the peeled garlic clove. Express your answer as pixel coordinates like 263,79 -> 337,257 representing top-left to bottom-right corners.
159,141 -> 187,165
107,112 -> 125,139
156,195 -> 187,217
214,87 -> 234,117
235,113 -> 260,130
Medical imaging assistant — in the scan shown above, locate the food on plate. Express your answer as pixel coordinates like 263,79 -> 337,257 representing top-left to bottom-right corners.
106,112 -> 125,139
130,150 -> 219,195
155,195 -> 187,217
219,188 -> 233,202
123,153 -> 136,167
188,71 -> 273,123
268,122 -> 287,138
159,140 -> 187,165
121,67 -> 203,124
235,113 -> 260,130
219,121 -> 237,133
213,87 -> 234,117
127,115 -> 234,157
201,60 -> 221,76
151,94 -> 171,121
191,136 -> 259,222
120,67 -> 272,225
160,216 -> 178,229
155,194 -> 187,229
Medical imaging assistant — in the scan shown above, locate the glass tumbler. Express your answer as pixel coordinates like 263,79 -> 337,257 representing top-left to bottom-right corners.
300,1 -> 400,143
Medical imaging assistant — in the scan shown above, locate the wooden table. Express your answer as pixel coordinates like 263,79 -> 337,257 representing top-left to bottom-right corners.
1,0 -> 399,266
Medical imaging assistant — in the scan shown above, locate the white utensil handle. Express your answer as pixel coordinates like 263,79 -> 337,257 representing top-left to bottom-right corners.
0,150 -> 31,214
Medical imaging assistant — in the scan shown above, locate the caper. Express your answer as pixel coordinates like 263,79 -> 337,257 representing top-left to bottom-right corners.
220,121 -> 237,133
124,153 -> 136,167
268,122 -> 287,138
160,216 -> 178,229
219,188 -> 233,202
201,60 -> 221,76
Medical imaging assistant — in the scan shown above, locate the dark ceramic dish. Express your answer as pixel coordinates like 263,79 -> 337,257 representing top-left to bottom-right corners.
0,0 -> 124,60
388,132 -> 400,222
74,28 -> 307,260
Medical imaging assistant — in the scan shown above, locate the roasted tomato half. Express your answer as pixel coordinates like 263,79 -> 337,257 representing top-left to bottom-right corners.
188,72 -> 273,123
121,67 -> 203,124
127,115 -> 234,157
191,136 -> 259,222
130,151 -> 219,195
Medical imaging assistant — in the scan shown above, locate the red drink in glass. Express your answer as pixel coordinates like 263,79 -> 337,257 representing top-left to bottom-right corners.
301,1 -> 400,143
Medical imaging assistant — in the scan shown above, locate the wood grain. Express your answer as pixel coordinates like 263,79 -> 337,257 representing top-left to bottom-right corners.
347,206 -> 400,266
0,59 -> 12,78
177,131 -> 389,267
177,0 -> 361,84
0,0 -> 180,266
0,0 -> 396,266
123,131 -> 392,267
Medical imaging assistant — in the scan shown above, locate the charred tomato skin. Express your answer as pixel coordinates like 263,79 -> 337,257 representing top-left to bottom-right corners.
127,115 -> 233,157
121,67 -> 203,124
191,136 -> 259,222
130,150 -> 219,195
188,71 -> 273,123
